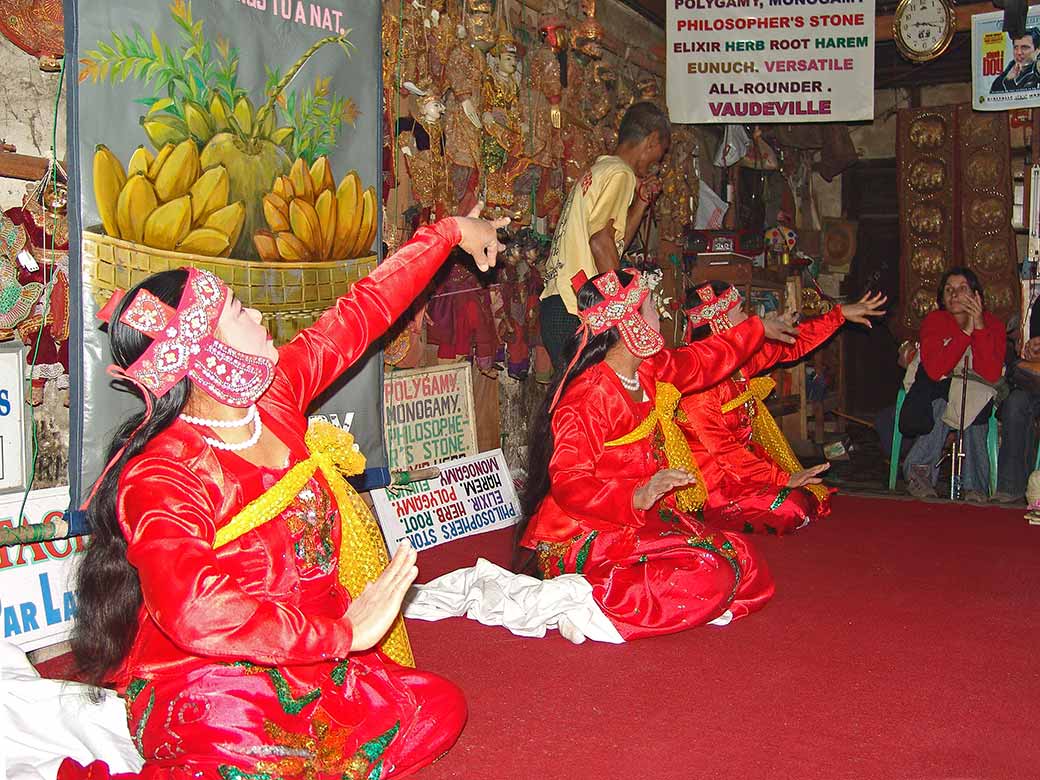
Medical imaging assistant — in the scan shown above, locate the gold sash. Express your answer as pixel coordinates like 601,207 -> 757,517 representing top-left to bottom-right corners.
213,420 -> 414,667
604,382 -> 708,512
725,377 -> 829,507
605,378 -> 828,510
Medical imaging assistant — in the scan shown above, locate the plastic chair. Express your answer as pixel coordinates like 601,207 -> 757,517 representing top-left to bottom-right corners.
888,386 -> 998,495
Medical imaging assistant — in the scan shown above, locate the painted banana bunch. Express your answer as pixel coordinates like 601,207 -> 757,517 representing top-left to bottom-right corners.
254,156 -> 378,262
141,94 -> 293,152
93,141 -> 245,257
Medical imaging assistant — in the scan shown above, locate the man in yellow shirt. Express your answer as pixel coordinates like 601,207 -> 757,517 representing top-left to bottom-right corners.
540,101 -> 670,369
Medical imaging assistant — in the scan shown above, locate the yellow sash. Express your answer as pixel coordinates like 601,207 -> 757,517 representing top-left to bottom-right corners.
213,420 -> 414,667
725,377 -> 829,507
604,382 -> 708,512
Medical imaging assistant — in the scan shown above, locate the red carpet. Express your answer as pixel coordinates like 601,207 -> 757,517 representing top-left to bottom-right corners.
33,495 -> 1038,778
406,495 -> 1040,780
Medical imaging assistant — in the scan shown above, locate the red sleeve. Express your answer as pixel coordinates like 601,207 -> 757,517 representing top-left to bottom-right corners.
274,219 -> 462,410
743,307 -> 845,377
919,310 -> 969,381
648,316 -> 765,393
119,458 -> 354,665
919,310 -> 1004,383
548,390 -> 649,530
683,389 -> 789,487
969,311 -> 1005,383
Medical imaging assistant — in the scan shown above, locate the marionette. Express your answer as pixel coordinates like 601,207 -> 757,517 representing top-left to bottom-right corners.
3,169 -> 71,406
442,1 -> 493,213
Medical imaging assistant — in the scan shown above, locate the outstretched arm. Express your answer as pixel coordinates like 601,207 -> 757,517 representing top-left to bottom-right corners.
276,209 -> 508,409
651,317 -> 766,393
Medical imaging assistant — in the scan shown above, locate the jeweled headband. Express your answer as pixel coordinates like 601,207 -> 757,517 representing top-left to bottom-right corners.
99,267 -> 275,408
685,284 -> 741,339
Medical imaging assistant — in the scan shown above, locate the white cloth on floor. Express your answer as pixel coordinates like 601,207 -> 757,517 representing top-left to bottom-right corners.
1,640 -> 140,780
404,558 -> 626,644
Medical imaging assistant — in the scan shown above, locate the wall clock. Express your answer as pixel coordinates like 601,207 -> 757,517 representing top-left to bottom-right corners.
893,0 -> 957,63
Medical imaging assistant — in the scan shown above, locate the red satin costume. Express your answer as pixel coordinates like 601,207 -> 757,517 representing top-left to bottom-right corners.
61,223 -> 467,780
677,308 -> 845,535
520,317 -> 776,640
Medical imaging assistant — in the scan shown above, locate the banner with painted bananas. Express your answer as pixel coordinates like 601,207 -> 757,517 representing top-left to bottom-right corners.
67,0 -> 390,498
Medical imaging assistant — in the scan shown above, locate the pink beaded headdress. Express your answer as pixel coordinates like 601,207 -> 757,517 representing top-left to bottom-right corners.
98,267 -> 275,407
549,268 -> 665,411
684,283 -> 741,340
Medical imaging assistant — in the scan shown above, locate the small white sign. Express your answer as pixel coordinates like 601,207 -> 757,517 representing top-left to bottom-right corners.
371,449 -> 520,555
0,346 -> 28,494
0,486 -> 82,652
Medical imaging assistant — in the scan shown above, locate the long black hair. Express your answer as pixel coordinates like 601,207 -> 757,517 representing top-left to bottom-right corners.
516,271 -> 629,568
684,280 -> 733,343
72,270 -> 193,690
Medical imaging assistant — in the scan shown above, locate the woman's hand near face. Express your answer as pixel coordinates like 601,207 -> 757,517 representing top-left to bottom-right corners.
962,291 -> 985,331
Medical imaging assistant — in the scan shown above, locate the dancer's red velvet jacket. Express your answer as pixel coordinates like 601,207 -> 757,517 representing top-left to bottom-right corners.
521,319 -> 776,638
675,308 -> 845,534
68,222 -> 468,779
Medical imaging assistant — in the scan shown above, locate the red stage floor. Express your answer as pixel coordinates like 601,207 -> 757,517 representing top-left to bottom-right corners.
32,495 -> 1038,778
406,495 -> 1040,780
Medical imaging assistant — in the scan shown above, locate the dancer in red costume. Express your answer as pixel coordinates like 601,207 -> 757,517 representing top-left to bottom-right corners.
677,282 -> 886,535
518,269 -> 801,639
63,209 -> 508,779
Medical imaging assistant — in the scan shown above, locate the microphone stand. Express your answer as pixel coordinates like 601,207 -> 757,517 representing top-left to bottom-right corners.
949,352 -> 970,501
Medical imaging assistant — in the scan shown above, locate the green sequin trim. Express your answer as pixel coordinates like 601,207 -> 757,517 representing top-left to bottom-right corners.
638,554 -> 648,563
124,677 -> 148,702
361,721 -> 401,761
232,661 -> 321,716
770,488 -> 792,511
367,760 -> 384,780
331,659 -> 350,686
685,534 -> 742,602
574,531 -> 598,574
133,688 -> 155,756
743,521 -> 755,533
218,768 -> 273,780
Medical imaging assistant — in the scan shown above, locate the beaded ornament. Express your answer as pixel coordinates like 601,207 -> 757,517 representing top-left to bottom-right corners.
100,267 -> 275,408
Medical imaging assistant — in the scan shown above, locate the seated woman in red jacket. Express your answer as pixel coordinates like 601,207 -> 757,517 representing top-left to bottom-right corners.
901,267 -> 1005,501
518,269 -> 800,640
64,209 -> 507,779
675,282 -> 886,535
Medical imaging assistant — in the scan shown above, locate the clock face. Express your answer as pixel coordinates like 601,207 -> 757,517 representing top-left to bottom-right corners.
897,0 -> 953,58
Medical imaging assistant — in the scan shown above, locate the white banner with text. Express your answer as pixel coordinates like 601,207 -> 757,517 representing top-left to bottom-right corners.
666,0 -> 875,123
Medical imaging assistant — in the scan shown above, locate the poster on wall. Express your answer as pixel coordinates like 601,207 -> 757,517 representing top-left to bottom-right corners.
372,449 -> 520,555
65,0 -> 387,500
972,6 -> 1040,110
0,487 -> 85,651
666,2 -> 875,124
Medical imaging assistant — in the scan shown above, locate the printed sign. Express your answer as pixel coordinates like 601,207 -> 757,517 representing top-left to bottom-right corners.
0,346 -> 28,494
382,363 -> 477,471
372,449 -> 520,555
972,7 -> 1040,110
666,1 -> 875,123
0,487 -> 84,652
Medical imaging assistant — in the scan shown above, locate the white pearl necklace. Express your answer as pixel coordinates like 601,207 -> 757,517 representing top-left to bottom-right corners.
204,414 -> 263,451
180,405 -> 263,452
180,405 -> 257,429
613,369 -> 641,392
